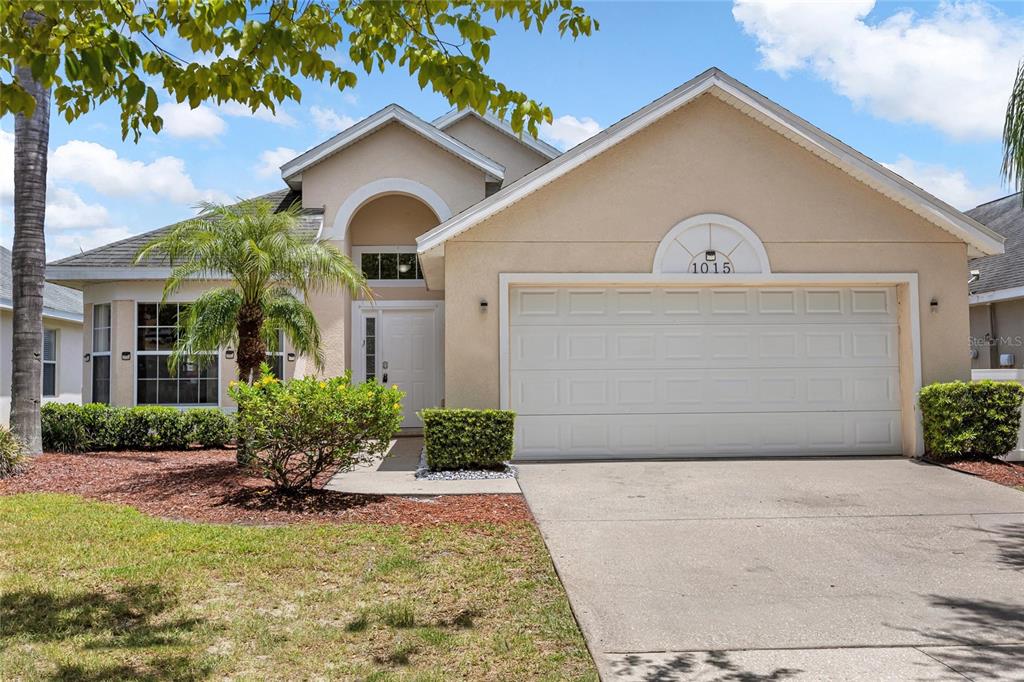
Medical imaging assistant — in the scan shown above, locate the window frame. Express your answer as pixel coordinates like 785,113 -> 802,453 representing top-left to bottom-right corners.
266,329 -> 285,379
42,328 -> 57,397
91,304 -> 111,404
134,302 -> 220,407
352,245 -> 424,287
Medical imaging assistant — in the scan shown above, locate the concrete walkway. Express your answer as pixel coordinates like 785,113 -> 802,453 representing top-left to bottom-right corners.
325,436 -> 520,495
517,458 -> 1024,681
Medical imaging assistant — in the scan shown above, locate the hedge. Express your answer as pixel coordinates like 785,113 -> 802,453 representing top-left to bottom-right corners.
41,403 -> 235,453
420,408 -> 515,470
919,380 -> 1024,460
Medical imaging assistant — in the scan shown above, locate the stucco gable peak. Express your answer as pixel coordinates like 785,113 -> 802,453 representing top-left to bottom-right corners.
433,108 -> 561,160
280,103 -> 505,188
416,68 -> 1004,259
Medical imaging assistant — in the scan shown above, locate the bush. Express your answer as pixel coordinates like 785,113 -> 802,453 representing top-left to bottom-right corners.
185,409 -> 234,448
230,371 -> 404,493
420,408 -> 515,471
41,403 -> 234,452
0,427 -> 26,478
919,380 -> 1024,460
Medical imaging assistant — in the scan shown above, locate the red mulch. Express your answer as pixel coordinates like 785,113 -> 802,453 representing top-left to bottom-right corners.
0,449 -> 531,527
935,457 -> 1024,489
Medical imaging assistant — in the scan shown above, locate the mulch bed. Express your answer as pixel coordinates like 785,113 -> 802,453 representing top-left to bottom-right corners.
930,457 -> 1024,489
0,449 -> 531,526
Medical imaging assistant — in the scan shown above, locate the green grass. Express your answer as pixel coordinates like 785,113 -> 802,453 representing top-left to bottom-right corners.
0,494 -> 596,681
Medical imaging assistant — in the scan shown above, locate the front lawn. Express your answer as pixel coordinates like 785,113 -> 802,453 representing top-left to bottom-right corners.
0,493 -> 596,681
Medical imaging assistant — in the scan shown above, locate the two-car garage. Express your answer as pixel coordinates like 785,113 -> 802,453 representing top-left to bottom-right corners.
507,284 -> 905,459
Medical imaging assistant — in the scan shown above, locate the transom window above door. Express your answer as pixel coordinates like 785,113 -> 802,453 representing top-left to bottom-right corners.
352,246 -> 422,284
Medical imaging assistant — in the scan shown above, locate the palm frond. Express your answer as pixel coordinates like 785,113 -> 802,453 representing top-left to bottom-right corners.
263,288 -> 325,372
168,287 -> 242,373
1003,61 -> 1024,201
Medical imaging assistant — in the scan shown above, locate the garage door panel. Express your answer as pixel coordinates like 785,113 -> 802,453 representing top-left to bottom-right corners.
511,287 -> 896,325
510,324 -> 899,369
514,411 -> 902,458
510,367 -> 900,414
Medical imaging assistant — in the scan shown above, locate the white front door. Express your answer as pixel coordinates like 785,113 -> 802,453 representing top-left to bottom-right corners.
356,303 -> 443,427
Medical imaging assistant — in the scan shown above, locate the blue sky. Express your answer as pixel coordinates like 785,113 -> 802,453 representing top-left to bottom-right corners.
2,0 -> 1024,259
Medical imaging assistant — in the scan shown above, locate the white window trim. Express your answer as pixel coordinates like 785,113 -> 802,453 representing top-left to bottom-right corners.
498,272 -> 924,456
91,303 -> 112,404
352,245 -> 426,288
42,328 -> 58,398
350,301 -> 445,402
134,301 -> 221,408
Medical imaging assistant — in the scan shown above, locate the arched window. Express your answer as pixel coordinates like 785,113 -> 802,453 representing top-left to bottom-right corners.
653,213 -> 771,275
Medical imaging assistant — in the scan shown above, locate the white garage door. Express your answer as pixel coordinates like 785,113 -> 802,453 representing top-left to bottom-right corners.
509,286 -> 902,458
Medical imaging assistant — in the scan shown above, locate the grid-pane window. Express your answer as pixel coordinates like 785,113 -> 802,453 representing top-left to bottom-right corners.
265,329 -> 285,379
42,329 -> 56,397
92,304 -> 111,404
137,303 -> 218,405
365,317 -> 376,381
358,249 -> 421,281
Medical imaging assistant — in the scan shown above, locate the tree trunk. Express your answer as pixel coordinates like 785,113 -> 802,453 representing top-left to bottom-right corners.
236,302 -> 266,384
11,11 -> 51,454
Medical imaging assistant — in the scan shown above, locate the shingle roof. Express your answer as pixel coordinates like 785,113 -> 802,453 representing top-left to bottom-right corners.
0,246 -> 83,315
967,193 -> 1024,295
49,189 -> 323,268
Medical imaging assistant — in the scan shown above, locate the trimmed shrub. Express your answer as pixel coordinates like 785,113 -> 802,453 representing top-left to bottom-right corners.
185,409 -> 234,448
80,403 -> 120,451
230,372 -> 404,493
0,427 -> 26,478
41,403 -> 89,452
919,380 -> 1024,460
420,408 -> 515,471
114,406 -> 190,450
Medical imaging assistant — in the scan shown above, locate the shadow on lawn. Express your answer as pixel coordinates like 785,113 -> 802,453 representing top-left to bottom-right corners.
1,583 -> 213,680
609,651 -> 801,682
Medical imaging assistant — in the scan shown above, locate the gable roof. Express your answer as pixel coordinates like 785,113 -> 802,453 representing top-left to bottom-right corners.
1,246 -> 83,321
432,108 -> 561,160
417,68 -> 1005,258
968,193 -> 1023,299
46,189 -> 322,281
280,104 -> 505,188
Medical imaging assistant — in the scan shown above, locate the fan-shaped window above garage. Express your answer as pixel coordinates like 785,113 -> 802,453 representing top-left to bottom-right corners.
653,214 -> 771,274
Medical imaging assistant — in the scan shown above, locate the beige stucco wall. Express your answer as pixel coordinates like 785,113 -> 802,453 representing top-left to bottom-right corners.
0,309 -> 82,425
442,93 -> 974,455
349,194 -> 440,246
83,280 -> 296,409
971,299 -> 1024,370
442,115 -> 550,184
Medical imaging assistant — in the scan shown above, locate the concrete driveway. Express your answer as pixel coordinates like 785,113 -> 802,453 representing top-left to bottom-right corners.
517,458 -> 1024,681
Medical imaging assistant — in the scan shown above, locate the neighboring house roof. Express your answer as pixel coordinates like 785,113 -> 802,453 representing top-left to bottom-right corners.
47,189 -> 322,281
417,67 -> 1005,258
432,108 -> 562,160
968,192 -> 1024,302
280,104 -> 505,188
0,246 -> 83,321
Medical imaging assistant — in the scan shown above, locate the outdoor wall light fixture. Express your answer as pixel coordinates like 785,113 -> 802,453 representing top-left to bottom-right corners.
225,348 -> 235,359
930,298 -> 939,312
480,299 -> 488,311
121,351 -> 132,361
287,352 -> 296,362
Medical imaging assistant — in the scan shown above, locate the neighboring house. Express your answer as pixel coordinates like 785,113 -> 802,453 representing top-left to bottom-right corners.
1,246 -> 83,424
48,68 -> 1005,459
967,193 -> 1023,370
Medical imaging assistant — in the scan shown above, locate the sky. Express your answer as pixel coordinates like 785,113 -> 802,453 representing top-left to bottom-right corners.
2,0 -> 1024,260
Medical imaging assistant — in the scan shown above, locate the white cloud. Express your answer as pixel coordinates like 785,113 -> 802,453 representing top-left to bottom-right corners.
342,92 -> 359,106
50,140 -> 230,205
733,0 -> 1024,139
539,114 -> 602,150
884,155 -> 1002,209
220,101 -> 297,126
50,227 -> 136,260
45,188 -> 111,230
255,147 -> 298,178
156,102 -> 226,139
310,105 -> 358,133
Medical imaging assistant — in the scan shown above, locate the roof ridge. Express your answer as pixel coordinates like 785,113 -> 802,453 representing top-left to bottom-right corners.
970,191 -> 1021,210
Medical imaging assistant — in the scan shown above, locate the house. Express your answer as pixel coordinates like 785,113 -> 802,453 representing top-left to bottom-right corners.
967,193 -> 1023,371
47,68 -> 1005,459
1,246 -> 83,424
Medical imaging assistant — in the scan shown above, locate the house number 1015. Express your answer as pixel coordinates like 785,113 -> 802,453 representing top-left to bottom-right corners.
689,260 -> 733,274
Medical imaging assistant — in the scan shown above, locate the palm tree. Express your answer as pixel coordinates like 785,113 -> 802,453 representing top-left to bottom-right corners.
10,10 -> 50,455
1003,62 -> 1024,194
135,198 -> 369,383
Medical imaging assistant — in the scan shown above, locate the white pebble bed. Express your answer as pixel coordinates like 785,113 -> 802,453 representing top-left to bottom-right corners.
414,449 -> 517,480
